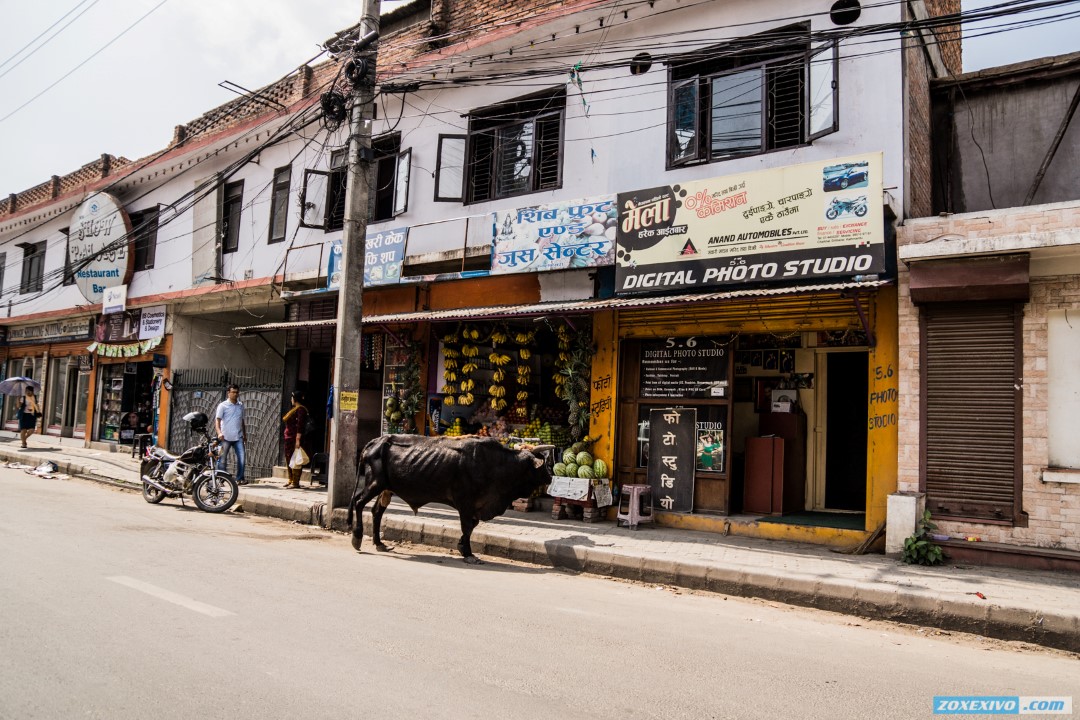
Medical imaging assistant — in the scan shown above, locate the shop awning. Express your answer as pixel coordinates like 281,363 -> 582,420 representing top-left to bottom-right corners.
361,278 -> 891,324
234,279 -> 890,333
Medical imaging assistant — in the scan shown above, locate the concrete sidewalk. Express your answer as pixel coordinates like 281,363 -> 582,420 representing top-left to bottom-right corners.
4,431 -> 1078,652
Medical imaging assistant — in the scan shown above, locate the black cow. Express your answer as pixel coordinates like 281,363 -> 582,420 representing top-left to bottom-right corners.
348,435 -> 553,564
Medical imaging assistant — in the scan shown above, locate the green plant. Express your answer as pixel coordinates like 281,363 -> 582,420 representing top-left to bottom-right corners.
901,509 -> 944,566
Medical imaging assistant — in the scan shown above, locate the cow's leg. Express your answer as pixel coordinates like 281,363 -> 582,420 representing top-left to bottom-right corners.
457,513 -> 482,564
349,481 -> 385,552
371,490 -> 393,552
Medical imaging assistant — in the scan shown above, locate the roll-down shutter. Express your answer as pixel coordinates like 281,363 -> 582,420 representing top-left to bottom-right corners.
922,302 -> 1021,522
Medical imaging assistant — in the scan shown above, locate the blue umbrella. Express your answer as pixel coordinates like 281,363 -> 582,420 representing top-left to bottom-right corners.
0,376 -> 41,396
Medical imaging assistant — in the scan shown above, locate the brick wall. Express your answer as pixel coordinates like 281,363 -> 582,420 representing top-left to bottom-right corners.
897,207 -> 1080,551
2,154 -> 130,216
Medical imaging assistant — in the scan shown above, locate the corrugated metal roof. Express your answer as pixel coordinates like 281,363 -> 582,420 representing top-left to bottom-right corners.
235,318 -> 337,335
235,279 -> 890,333
362,279 -> 891,324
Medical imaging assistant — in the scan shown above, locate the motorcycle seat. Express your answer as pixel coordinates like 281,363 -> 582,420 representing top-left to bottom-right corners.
148,447 -> 180,462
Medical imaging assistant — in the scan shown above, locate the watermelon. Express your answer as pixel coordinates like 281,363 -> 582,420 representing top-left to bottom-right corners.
564,462 -> 579,478
562,450 -> 577,465
577,465 -> 595,479
570,442 -> 586,454
575,451 -> 593,467
593,459 -> 607,478
552,462 -> 567,477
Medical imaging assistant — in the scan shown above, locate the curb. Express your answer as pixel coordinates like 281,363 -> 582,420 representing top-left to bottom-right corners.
328,506 -> 1080,654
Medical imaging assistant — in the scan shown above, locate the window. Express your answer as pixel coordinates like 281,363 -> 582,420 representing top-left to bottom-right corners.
371,133 -> 410,222
18,241 -> 44,294
267,166 -> 292,243
221,180 -> 244,254
435,88 -> 564,204
130,207 -> 159,270
300,138 -> 411,231
61,228 -> 74,286
667,24 -> 837,167
300,149 -> 346,232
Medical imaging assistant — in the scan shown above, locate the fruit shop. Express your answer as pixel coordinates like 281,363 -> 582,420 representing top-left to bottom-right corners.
375,314 -> 613,518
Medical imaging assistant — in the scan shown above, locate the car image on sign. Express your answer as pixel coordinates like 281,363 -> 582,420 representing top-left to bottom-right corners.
823,163 -> 869,191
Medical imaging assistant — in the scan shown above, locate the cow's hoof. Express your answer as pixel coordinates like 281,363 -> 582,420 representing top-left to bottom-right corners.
375,543 -> 392,553
350,534 -> 363,552
463,555 -> 483,565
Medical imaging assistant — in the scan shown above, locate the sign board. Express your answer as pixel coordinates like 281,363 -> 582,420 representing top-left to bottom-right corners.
6,318 -> 93,345
363,227 -> 407,286
615,153 -> 885,294
327,240 -> 342,290
102,285 -> 127,315
639,336 -> 729,399
138,305 -> 166,339
647,407 -> 696,513
339,390 -> 358,412
491,195 -> 616,274
68,192 -> 133,304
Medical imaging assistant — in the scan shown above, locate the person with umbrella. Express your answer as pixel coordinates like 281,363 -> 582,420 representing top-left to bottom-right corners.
17,386 -> 40,448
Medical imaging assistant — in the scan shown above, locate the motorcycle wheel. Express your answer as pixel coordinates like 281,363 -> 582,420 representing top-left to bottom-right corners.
855,205 -> 868,217
140,459 -> 167,504
825,207 -> 839,220
192,472 -> 239,513
142,482 -> 167,504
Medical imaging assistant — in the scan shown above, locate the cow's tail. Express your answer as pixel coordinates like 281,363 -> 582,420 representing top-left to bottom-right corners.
349,436 -> 389,552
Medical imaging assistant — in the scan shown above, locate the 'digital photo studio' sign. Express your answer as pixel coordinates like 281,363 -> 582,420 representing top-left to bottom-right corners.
615,153 -> 885,294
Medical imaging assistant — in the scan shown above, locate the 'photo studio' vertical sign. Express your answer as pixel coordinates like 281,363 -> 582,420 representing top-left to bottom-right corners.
647,407 -> 696,512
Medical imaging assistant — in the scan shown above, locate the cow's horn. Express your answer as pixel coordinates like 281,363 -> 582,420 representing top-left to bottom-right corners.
532,456 -> 545,469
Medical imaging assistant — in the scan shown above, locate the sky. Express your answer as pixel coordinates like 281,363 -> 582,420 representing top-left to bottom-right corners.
0,0 -> 1078,196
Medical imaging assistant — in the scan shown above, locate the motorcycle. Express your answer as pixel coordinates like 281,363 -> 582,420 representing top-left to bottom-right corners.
825,195 -> 868,220
140,411 -> 239,513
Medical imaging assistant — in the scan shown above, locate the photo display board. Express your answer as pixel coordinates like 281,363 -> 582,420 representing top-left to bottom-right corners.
647,407 -> 697,513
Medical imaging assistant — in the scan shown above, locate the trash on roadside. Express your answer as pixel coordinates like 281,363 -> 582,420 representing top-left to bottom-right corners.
966,591 -> 987,600
35,461 -> 59,473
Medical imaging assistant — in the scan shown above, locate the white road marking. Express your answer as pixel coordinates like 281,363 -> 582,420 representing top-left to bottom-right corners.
107,576 -> 234,617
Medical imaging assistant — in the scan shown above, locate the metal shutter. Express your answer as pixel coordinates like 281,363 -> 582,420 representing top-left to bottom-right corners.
922,302 -> 1020,522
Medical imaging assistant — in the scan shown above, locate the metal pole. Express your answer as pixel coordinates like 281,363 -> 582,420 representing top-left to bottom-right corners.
327,0 -> 380,525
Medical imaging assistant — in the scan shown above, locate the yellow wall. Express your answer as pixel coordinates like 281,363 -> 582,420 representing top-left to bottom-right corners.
864,285 -> 900,532
588,309 -> 618,474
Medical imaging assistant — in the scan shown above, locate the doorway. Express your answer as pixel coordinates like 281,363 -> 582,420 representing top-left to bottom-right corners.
305,352 -> 331,454
813,350 -> 868,511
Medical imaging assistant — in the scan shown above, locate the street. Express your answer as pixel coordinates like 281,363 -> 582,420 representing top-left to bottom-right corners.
1,467 -> 1077,720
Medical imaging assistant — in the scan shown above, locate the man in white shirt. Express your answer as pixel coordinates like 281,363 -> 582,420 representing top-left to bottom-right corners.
214,384 -> 247,484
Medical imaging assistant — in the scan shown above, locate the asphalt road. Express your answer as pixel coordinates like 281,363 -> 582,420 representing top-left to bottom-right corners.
1,468 -> 1077,720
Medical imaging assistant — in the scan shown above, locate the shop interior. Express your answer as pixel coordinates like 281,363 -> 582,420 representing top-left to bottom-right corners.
618,331 -> 870,530
98,361 -> 155,443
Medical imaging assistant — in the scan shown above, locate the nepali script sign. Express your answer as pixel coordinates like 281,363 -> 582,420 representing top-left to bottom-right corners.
363,227 -> 407,287
491,195 -> 616,274
615,153 -> 885,294
68,192 -> 134,304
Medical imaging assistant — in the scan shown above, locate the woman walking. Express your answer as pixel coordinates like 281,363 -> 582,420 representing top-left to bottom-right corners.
17,387 -> 39,448
282,391 -> 309,489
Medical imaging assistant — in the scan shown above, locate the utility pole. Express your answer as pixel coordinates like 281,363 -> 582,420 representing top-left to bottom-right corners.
327,0 -> 380,523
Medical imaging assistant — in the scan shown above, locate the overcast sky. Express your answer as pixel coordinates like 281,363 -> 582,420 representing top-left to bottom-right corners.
0,0 -> 1077,195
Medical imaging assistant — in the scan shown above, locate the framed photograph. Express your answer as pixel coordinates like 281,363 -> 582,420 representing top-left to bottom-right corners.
751,351 -> 763,368
110,378 -> 124,391
754,377 -> 782,413
779,350 -> 795,373
762,351 -> 778,371
124,362 -> 137,374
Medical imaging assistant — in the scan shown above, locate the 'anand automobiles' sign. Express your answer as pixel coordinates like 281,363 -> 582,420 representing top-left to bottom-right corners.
68,192 -> 133,304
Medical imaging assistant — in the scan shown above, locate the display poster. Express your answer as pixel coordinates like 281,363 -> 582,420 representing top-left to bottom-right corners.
647,407 -> 696,513
102,285 -> 127,315
639,336 -> 729,399
491,195 -> 616,274
615,153 -> 885,294
363,227 -> 408,287
339,390 -> 359,412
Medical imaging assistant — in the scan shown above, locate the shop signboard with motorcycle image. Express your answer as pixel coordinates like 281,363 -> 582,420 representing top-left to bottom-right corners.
614,152 -> 885,294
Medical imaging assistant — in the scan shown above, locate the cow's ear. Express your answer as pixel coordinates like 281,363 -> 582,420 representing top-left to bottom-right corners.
532,456 -> 545,469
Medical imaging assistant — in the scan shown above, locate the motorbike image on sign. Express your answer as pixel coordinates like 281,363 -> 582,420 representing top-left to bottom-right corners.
140,411 -> 239,513
825,195 -> 868,220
